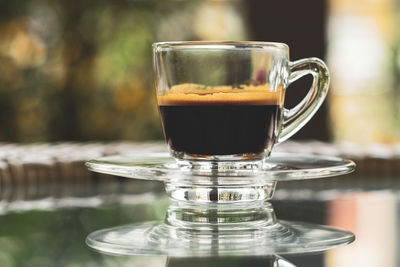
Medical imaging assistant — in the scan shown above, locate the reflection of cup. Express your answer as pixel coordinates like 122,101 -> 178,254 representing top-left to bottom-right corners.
165,255 -> 296,267
153,41 -> 329,167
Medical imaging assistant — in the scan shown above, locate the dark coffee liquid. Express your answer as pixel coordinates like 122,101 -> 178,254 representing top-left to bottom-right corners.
159,104 -> 281,156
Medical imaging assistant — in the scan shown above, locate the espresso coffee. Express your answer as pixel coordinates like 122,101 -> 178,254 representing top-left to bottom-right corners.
158,85 -> 283,157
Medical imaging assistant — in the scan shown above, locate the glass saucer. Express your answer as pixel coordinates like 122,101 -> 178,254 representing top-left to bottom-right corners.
86,201 -> 355,257
86,152 -> 355,183
86,152 -> 355,256
87,221 -> 355,257
86,152 -> 355,203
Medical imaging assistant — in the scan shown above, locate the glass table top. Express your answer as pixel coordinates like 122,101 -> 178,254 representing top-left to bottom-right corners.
0,175 -> 399,267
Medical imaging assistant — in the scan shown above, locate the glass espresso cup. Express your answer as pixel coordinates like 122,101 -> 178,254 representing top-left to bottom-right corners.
153,41 -> 329,169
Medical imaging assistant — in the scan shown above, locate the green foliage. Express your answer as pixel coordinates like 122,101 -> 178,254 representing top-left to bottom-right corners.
0,198 -> 169,267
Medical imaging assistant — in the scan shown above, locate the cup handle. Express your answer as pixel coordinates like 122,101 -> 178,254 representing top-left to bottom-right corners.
277,57 -> 330,143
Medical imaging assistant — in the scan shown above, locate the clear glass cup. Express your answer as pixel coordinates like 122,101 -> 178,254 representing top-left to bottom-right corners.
153,41 -> 329,169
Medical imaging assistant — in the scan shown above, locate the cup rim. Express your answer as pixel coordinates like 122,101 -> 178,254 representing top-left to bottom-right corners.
153,41 -> 289,50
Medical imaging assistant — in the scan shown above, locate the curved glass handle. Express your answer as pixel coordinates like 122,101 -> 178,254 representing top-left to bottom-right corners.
277,57 -> 330,143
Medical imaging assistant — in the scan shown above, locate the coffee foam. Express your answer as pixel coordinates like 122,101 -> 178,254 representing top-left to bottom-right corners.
157,83 -> 285,106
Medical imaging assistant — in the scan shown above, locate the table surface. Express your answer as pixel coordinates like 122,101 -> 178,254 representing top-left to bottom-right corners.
0,177 -> 397,267
0,142 -> 399,267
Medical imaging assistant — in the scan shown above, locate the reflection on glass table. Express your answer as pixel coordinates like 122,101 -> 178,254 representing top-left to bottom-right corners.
0,175 -> 399,267
166,255 -> 296,267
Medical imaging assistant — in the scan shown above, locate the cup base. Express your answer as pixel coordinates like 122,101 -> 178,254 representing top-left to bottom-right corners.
168,154 -> 277,203
176,158 -> 267,171
165,181 -> 277,203
171,150 -> 271,174
171,150 -> 268,162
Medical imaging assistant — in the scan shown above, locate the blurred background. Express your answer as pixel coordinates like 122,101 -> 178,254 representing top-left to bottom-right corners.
1,0 -> 398,143
1,1 -> 400,267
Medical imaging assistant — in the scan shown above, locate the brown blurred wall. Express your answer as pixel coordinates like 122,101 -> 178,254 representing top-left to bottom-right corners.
246,0 -> 329,141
